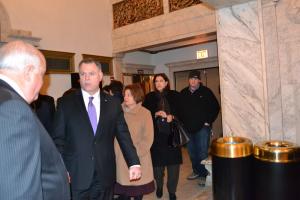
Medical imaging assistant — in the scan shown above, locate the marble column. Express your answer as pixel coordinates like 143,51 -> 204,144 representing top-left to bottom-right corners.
217,1 -> 267,142
259,0 -> 283,140
207,0 -> 300,144
112,53 -> 125,81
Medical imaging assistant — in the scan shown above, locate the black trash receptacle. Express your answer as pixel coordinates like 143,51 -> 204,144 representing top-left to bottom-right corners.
211,136 -> 253,200
254,140 -> 300,200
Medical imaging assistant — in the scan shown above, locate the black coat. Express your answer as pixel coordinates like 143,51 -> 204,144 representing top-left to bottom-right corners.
31,94 -> 55,134
143,90 -> 182,167
52,90 -> 140,190
180,85 -> 220,133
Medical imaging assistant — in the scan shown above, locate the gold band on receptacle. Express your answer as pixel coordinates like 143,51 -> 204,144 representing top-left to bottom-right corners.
211,136 -> 253,158
254,141 -> 300,163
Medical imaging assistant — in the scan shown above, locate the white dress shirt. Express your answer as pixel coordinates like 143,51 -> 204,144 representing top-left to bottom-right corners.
81,89 -> 101,123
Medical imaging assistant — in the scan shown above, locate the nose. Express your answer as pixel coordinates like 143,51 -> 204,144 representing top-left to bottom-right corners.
84,74 -> 90,80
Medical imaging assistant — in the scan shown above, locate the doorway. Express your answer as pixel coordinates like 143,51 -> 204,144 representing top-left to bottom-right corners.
123,73 -> 154,95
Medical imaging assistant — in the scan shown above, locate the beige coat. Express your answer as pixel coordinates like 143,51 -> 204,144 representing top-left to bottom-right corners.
115,103 -> 154,185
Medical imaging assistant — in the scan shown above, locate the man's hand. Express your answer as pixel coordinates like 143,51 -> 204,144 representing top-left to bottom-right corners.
67,172 -> 71,183
129,166 -> 142,181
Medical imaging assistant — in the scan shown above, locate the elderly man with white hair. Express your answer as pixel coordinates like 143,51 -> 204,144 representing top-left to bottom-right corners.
0,40 -> 70,200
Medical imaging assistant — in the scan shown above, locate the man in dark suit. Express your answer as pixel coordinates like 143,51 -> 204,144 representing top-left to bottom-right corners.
52,58 -> 141,200
31,94 -> 56,134
0,41 -> 70,200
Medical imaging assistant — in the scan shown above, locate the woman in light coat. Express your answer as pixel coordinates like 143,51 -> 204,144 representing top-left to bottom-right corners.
114,84 -> 155,200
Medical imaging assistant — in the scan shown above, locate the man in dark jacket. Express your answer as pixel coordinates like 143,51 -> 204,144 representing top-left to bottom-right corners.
179,70 -> 219,187
52,58 -> 141,200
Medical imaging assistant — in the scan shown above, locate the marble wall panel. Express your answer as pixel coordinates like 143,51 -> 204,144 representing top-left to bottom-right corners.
276,0 -> 300,144
217,2 -> 267,142
217,0 -> 300,144
260,1 -> 282,140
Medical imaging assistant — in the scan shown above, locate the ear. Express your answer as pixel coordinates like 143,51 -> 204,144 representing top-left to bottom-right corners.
23,64 -> 35,82
98,70 -> 104,80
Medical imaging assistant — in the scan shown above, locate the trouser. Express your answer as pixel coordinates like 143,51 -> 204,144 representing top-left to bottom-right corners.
71,171 -> 113,200
118,195 -> 143,200
153,164 -> 180,194
186,126 -> 211,177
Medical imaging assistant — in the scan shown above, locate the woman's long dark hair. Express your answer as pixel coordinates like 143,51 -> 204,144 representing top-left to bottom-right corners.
153,73 -> 170,91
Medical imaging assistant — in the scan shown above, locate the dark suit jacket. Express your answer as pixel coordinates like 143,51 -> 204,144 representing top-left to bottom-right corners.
52,89 -> 140,190
31,94 -> 55,134
0,80 -> 70,200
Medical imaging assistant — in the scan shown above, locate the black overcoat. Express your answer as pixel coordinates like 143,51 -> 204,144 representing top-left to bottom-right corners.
143,90 -> 182,167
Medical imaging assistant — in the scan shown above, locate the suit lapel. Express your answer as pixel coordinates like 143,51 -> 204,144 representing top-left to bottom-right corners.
74,90 -> 95,137
95,92 -> 109,137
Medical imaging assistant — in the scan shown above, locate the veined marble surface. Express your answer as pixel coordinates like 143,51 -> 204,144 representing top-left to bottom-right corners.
217,0 -> 300,145
276,0 -> 300,144
217,2 -> 267,143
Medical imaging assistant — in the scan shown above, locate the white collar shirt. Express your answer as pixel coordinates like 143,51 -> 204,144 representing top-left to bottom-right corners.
81,89 -> 100,123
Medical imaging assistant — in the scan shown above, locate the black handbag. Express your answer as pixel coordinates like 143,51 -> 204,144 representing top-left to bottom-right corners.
168,118 -> 190,147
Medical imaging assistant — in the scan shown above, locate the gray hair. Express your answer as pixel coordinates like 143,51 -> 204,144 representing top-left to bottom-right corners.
78,58 -> 102,70
0,41 -> 42,72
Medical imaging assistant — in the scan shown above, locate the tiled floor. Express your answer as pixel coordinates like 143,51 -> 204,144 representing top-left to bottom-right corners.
143,148 -> 212,200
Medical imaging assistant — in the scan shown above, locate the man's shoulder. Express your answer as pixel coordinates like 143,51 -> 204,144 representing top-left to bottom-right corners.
180,87 -> 191,98
59,89 -> 80,102
0,85 -> 21,103
180,87 -> 189,93
0,86 -> 13,101
39,94 -> 55,102
198,85 -> 214,94
101,91 -> 116,102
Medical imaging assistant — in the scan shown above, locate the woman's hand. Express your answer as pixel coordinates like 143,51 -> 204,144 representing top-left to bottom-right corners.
155,110 -> 167,118
167,114 -> 174,122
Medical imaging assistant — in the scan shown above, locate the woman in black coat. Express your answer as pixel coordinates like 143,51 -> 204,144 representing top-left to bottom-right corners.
143,73 -> 182,200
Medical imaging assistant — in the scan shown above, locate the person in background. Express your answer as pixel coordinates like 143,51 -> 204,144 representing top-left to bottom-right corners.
101,85 -> 111,95
31,93 -> 55,134
0,40 -> 70,200
179,70 -> 220,187
143,73 -> 182,200
114,84 -> 155,200
109,80 -> 124,103
52,58 -> 141,200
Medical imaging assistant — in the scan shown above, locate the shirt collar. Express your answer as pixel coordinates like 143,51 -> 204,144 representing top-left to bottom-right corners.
189,85 -> 200,93
81,89 -> 100,100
